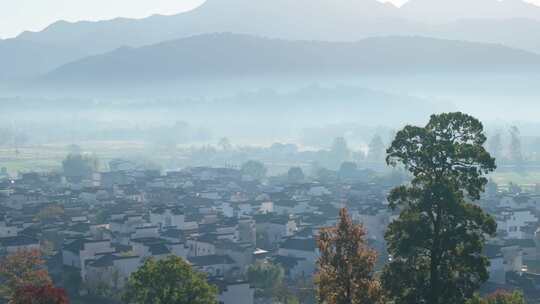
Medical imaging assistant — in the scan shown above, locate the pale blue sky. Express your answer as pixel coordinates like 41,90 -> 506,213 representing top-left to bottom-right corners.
0,0 -> 206,39
0,0 -> 414,39
1,0 -> 539,39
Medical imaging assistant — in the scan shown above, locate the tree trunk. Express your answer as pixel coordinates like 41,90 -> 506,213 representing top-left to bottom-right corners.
429,206 -> 442,304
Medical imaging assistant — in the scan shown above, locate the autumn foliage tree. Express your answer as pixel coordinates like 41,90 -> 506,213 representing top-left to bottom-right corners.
0,249 -> 52,300
11,284 -> 69,304
467,290 -> 526,304
315,208 -> 382,304
382,112 -> 497,304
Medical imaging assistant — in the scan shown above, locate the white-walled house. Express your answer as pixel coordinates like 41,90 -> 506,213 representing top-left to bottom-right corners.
352,208 -> 390,242
0,219 -> 20,237
237,218 -> 256,246
276,237 -> 318,278
216,240 -> 253,273
150,207 -> 185,230
62,239 -> 114,268
485,244 -> 506,284
497,210 -> 538,239
187,237 -> 217,257
273,199 -> 313,215
132,225 -> 160,239
217,202 -> 235,218
308,186 -> 330,197
85,254 -> 141,290
188,254 -> 236,277
110,214 -> 146,238
62,238 -> 115,278
501,245 -> 524,273
129,237 -> 186,260
256,217 -> 297,246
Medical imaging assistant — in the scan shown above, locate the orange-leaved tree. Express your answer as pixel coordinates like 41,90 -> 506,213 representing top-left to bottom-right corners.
12,284 -> 69,304
315,208 -> 382,304
0,249 -> 52,300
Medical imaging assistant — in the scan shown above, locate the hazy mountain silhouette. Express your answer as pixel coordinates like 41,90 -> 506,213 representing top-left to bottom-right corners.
39,33 -> 540,86
15,0 -> 540,54
429,18 -> 540,54
5,0 -> 540,82
401,0 -> 540,23
0,39 -> 86,82
16,0 -> 407,54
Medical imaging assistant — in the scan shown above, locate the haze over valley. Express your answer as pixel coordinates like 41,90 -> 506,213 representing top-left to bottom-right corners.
3,0 -> 540,181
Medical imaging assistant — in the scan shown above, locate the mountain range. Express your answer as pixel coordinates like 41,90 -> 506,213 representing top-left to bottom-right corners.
399,0 -> 540,22
4,0 -> 540,83
39,34 -> 540,85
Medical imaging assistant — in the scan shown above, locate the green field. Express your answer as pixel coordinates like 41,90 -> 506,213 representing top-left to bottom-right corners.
489,171 -> 540,189
3,142 -> 540,188
0,141 -> 152,175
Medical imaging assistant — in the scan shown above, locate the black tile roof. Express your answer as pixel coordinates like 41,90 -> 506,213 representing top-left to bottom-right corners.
188,255 -> 234,266
148,243 -> 171,255
87,253 -> 139,268
280,238 -> 317,252
273,255 -> 305,269
0,235 -> 39,247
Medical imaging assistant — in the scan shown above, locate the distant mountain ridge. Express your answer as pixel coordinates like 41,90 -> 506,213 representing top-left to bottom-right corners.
40,33 -> 540,85
16,0 -> 540,49
0,39 -> 86,81
401,0 -> 540,23
15,0 -> 407,52
4,0 -> 540,82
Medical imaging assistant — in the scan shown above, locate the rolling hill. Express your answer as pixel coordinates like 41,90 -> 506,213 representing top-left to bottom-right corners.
0,39 -> 86,82
40,33 -> 540,85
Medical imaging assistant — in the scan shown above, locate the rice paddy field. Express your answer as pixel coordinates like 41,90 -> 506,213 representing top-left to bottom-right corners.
2,142 -> 540,189
0,141 -> 157,175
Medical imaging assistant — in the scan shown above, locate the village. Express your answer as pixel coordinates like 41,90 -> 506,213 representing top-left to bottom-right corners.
1,153 -> 539,303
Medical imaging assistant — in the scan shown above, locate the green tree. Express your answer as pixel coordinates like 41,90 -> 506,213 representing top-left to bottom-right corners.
368,134 -> 385,162
241,160 -> 267,181
218,137 -> 232,151
274,284 -> 300,304
123,256 -> 217,304
60,268 -> 82,297
508,182 -> 522,194
509,126 -> 523,164
292,277 -> 316,304
288,167 -> 305,183
315,167 -> 337,183
0,128 -> 12,146
467,290 -> 525,304
487,132 -> 502,161
36,205 -> 64,223
62,153 -> 98,181
315,208 -> 382,304
247,260 -> 284,299
330,137 -> 351,166
338,161 -> 358,180
94,209 -> 109,225
382,112 -> 497,304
